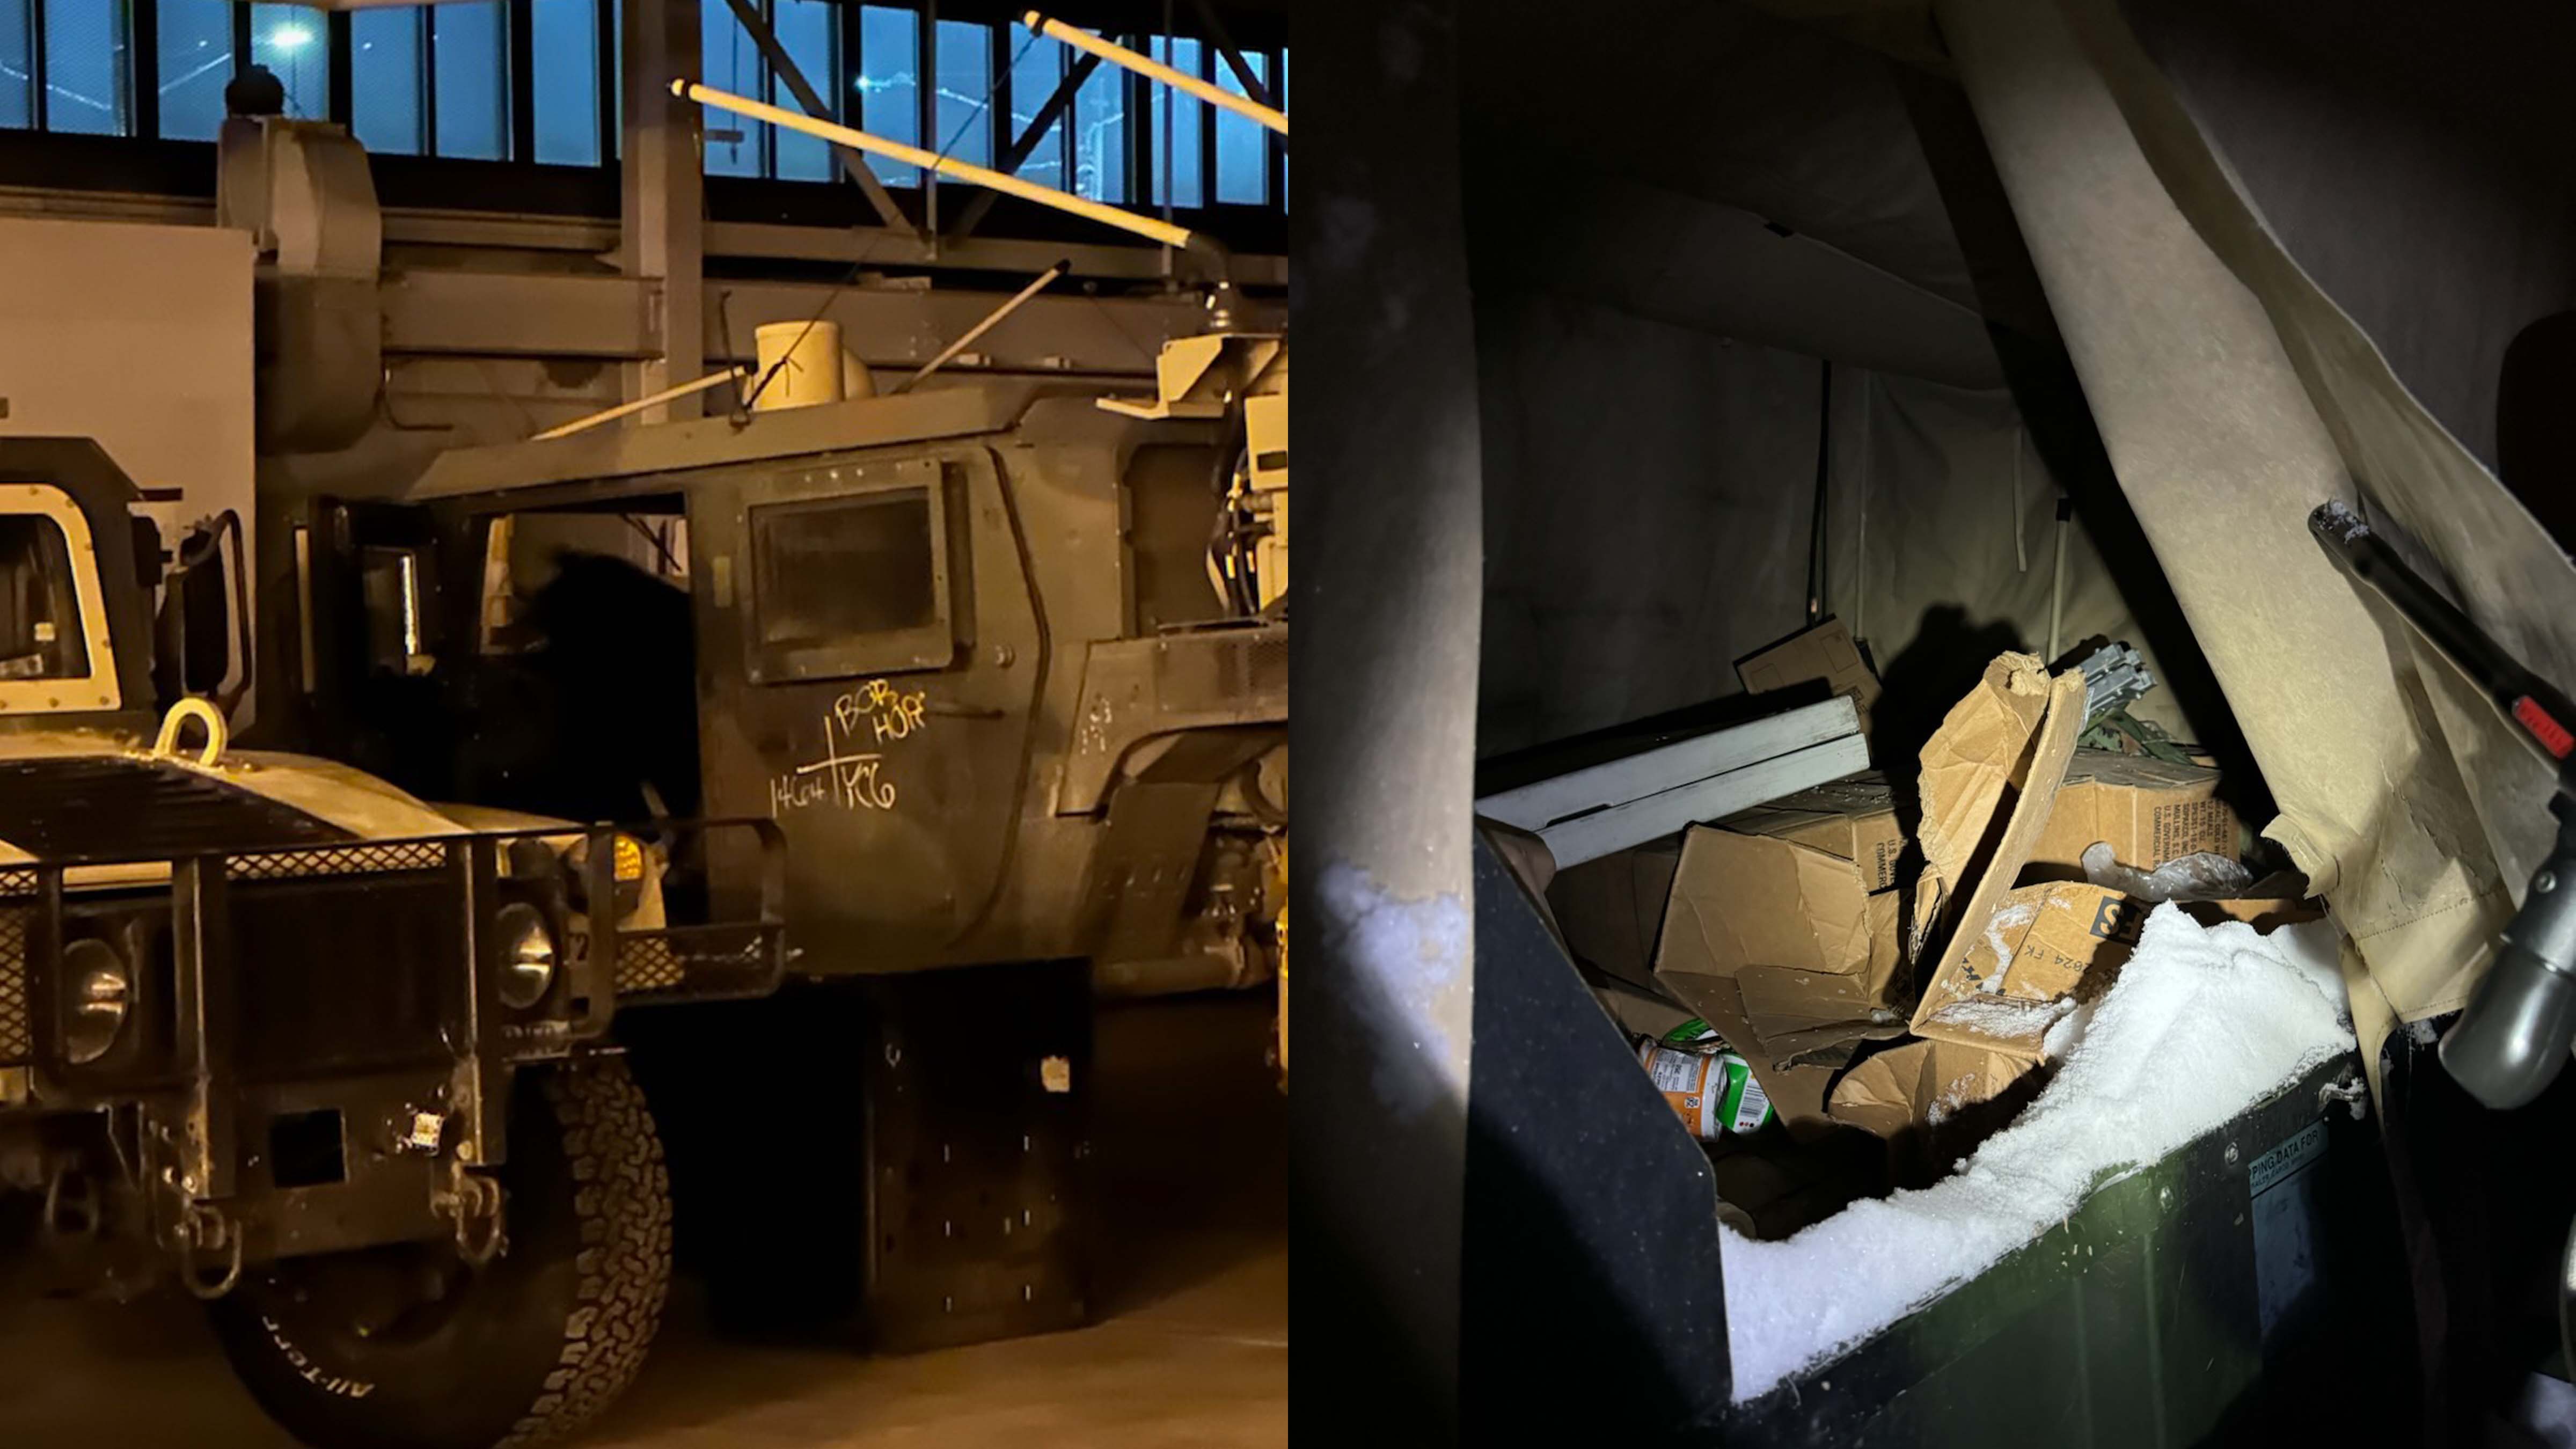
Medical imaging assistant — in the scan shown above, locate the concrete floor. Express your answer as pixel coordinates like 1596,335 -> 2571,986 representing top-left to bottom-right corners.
0,994 -> 1287,1448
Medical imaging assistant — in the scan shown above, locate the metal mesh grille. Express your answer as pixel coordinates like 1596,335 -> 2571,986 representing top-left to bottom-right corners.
226,841 -> 452,880
614,927 -> 771,1000
616,936 -> 689,993
0,932 -> 22,1065
0,872 -> 29,1067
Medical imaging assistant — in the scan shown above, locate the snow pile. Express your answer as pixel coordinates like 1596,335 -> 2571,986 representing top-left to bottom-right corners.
2081,841 -> 2253,902
1718,904 -> 2353,1401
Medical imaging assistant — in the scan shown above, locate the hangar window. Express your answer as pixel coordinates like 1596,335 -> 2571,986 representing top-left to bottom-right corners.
0,0 -> 1286,230
350,7 -> 425,153
39,0 -> 129,134
1143,35 -> 1202,208
249,3 -> 332,121
157,0 -> 235,140
1007,19 -> 1066,191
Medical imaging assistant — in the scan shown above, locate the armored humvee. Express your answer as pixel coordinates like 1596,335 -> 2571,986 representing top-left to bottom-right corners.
289,342 -> 1286,1348
0,437 -> 789,1447
314,371 -> 1285,983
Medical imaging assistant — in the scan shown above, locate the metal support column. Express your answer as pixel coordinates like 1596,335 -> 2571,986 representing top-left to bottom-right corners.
1299,0 -> 1482,1438
620,0 -> 706,416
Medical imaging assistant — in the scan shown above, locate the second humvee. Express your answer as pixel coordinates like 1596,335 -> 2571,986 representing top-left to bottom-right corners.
291,367 -> 1287,1345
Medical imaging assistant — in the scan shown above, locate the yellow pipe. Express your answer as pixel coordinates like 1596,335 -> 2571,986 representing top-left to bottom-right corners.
671,79 -> 1198,252
1023,12 -> 1286,138
529,365 -> 749,441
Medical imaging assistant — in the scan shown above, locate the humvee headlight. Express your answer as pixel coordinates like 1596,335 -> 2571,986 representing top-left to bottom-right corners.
612,833 -> 643,884
62,937 -> 133,1066
494,902 -> 558,1010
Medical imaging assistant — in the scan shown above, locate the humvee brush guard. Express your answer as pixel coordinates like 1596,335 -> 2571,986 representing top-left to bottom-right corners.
0,438 -> 788,1449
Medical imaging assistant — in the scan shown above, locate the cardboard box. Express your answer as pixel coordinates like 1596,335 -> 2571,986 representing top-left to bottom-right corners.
1652,655 -> 2079,1133
1547,837 -> 1685,992
1664,828 -> 1903,982
1915,881 -> 2139,1055
1902,659 -> 2091,1052
1915,655 -> 2071,898
1737,618 -> 1880,734
1721,774 -> 1907,892
2026,749 -> 2240,877
1912,880 -> 2326,1057
1593,975 -> 1708,1044
1827,1038 -> 2039,1139
1652,809 -> 1913,1135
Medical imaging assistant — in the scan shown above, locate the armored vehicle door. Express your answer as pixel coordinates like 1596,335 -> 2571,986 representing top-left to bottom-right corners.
690,446 -> 1045,971
296,497 -> 456,797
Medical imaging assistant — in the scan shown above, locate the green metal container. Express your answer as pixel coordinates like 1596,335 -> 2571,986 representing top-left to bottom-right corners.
1465,837 -> 2412,1444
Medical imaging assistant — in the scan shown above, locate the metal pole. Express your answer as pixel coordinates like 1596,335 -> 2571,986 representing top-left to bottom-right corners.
1022,9 -> 1286,135
1300,0 -> 1476,1434
673,79 -> 1200,252
2048,495 -> 2071,662
891,262 -> 1070,394
529,367 -> 749,441
1807,360 -> 1831,627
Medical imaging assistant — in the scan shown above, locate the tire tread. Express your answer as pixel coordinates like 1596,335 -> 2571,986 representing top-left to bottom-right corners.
495,1060 -> 671,1448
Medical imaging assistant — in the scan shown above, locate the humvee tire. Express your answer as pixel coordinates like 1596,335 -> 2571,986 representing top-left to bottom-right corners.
209,1058 -> 671,1449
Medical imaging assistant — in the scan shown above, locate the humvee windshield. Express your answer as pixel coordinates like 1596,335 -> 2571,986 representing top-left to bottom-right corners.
0,514 -> 90,681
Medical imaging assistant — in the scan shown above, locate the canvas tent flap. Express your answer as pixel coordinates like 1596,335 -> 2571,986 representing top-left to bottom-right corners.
1465,0 -> 2207,764
1937,0 -> 2532,1070
1474,292 -> 2186,753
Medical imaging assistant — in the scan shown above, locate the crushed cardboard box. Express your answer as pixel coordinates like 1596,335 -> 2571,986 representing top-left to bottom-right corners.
1593,975 -> 1708,1044
1914,881 -> 2135,1055
1911,879 -> 2326,1058
1737,618 -> 1882,734
1547,836 -> 1685,992
1665,829 -> 1901,981
2026,749 -> 2240,877
1721,774 -> 1907,891
1902,659 -> 2091,1048
1827,1038 -> 2038,1138
1652,799 -> 1915,1133
1652,655 -> 2079,1134
1915,656 -> 2069,895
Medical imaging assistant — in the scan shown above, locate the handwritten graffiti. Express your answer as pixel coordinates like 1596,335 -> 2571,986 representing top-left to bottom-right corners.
835,677 -> 928,743
772,678 -> 932,815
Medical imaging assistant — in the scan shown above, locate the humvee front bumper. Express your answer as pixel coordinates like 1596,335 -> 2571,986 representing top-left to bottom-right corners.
0,817 -> 784,1274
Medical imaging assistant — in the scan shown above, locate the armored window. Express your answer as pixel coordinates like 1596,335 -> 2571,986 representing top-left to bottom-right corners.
744,466 -> 954,683
0,515 -> 91,681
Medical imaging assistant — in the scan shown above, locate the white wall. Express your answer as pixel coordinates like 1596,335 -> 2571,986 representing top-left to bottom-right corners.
0,216 -> 254,537
0,216 -> 257,711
